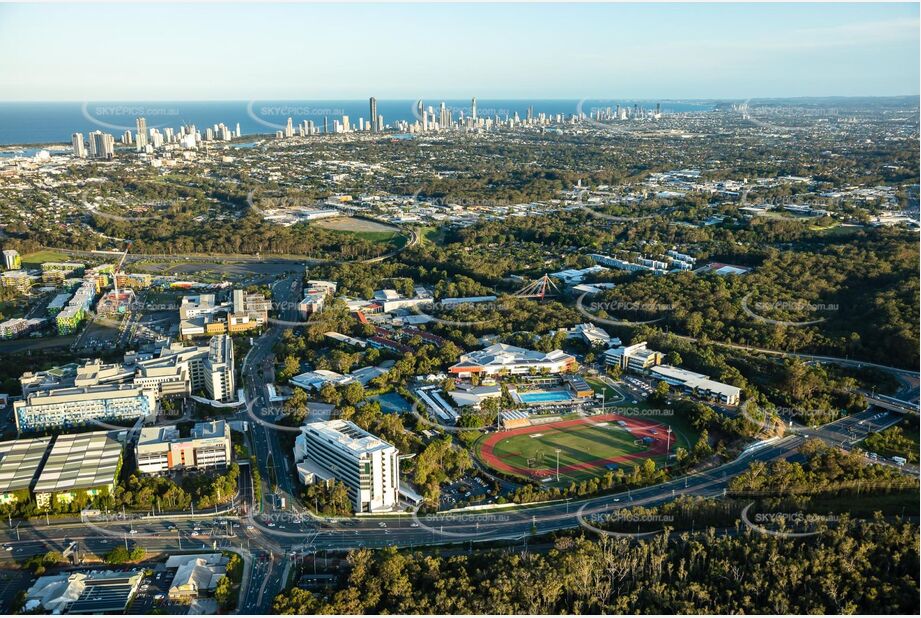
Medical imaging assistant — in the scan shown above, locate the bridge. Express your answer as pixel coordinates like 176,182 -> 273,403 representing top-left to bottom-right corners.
859,391 -> 920,416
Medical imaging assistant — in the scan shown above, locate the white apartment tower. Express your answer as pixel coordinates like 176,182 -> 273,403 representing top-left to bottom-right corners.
71,133 -> 86,158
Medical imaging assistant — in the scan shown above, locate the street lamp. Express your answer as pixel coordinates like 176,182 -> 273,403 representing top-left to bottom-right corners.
555,449 -> 561,482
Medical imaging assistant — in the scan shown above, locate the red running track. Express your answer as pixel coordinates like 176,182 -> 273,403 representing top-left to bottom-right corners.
479,413 -> 669,479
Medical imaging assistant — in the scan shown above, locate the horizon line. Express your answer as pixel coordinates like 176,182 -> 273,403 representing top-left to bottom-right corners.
0,95 -> 919,104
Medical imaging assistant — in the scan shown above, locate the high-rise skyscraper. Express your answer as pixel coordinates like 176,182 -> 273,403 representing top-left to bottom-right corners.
323,116 -> 329,134
135,117 -> 148,151
471,97 -> 477,121
439,102 -> 448,129
89,131 -> 115,159
369,97 -> 378,133
71,133 -> 86,158
285,117 -> 294,138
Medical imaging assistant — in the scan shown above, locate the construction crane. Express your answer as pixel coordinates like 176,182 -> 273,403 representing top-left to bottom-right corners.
111,241 -> 131,311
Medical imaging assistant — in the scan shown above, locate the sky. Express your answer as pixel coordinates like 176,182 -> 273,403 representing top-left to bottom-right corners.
0,2 -> 918,100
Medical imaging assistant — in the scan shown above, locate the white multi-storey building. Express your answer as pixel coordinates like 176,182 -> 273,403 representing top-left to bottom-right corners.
294,420 -> 399,513
203,335 -> 234,402
135,420 -> 232,475
13,384 -> 156,433
603,342 -> 664,372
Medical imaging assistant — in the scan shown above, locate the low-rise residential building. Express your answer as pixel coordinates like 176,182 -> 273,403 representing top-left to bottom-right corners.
0,317 -> 44,339
135,420 -> 231,474
33,431 -> 123,508
46,292 -> 72,315
294,419 -> 400,513
1,269 -> 32,294
449,343 -> 577,377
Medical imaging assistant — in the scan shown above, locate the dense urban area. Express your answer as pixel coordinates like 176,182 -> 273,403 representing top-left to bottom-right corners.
0,95 -> 918,615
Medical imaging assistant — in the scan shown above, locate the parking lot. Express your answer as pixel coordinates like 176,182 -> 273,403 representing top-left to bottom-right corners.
440,473 -> 495,509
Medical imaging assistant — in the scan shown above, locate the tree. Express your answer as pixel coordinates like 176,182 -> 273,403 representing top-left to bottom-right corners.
284,388 -> 309,423
343,382 -> 365,406
278,355 -> 301,382
693,429 -> 713,459
215,575 -> 235,610
320,382 -> 342,406
104,546 -> 131,564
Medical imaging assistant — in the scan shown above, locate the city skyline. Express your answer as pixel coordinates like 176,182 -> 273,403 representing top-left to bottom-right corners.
0,2 -> 918,101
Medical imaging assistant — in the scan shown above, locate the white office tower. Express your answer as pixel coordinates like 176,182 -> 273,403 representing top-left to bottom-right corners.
439,101 -> 448,129
71,133 -> 86,158
203,334 -> 234,402
285,117 -> 294,138
235,122 -> 241,138
89,131 -> 115,159
135,117 -> 148,151
294,419 -> 400,513
359,117 -> 365,132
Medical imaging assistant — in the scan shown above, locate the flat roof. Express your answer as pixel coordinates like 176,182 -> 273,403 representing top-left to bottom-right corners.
33,431 -> 122,494
302,419 -> 394,456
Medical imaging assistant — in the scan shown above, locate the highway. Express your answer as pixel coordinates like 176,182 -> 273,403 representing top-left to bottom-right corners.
0,408 -> 915,612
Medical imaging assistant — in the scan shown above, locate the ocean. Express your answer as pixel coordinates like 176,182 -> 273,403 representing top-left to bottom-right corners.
0,99 -> 717,147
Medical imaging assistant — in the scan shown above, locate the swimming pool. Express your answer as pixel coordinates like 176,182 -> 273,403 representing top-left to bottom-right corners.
518,390 -> 574,403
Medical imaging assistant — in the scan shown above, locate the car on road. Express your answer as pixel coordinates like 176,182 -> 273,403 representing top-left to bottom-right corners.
129,529 -> 138,535
378,522 -> 387,528
410,523 -> 420,528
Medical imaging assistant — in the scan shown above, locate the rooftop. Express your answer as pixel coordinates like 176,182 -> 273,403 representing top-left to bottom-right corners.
33,431 -> 122,494
0,437 -> 52,494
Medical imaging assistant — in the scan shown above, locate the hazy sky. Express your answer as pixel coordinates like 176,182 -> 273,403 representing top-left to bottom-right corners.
0,2 -> 918,100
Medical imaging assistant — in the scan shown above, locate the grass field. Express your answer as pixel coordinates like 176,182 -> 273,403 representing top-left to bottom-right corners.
20,250 -> 71,267
477,413 -> 672,483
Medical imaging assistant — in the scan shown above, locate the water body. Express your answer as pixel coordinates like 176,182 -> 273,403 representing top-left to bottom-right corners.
0,99 -> 717,146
